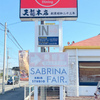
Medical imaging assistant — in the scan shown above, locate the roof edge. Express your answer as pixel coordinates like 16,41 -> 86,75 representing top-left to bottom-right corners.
63,46 -> 100,52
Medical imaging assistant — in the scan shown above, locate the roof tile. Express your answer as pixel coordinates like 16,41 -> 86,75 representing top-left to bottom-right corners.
70,35 -> 100,46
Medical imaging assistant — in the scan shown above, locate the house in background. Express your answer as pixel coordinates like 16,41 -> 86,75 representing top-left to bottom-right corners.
12,67 -> 20,76
63,34 -> 100,96
0,67 -> 19,78
5,68 -> 13,77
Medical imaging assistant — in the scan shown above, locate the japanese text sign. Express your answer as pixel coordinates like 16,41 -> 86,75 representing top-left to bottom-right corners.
29,52 -> 69,85
20,0 -> 78,21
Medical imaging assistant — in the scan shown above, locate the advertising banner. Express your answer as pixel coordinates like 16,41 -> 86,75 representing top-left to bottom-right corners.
29,52 -> 69,85
19,50 -> 29,81
20,0 -> 78,21
38,25 -> 59,47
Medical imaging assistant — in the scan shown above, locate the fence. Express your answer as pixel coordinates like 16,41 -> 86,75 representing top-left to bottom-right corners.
24,85 -> 34,100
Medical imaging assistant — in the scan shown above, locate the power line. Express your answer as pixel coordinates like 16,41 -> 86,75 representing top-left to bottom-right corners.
0,22 -> 23,50
7,30 -> 23,50
8,20 -> 100,27
7,34 -> 21,50
0,23 -> 5,27
1,20 -> 100,51
0,28 -> 4,31
76,21 -> 100,26
8,21 -> 22,26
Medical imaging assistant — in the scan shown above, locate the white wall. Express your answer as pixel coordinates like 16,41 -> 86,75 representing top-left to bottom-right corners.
65,49 -> 100,96
78,49 -> 100,56
79,86 -> 97,96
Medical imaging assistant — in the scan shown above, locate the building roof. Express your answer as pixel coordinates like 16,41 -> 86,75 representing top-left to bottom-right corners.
12,67 -> 19,71
63,34 -> 100,51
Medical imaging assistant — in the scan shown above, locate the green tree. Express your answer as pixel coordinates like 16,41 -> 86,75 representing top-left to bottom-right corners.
0,73 -> 3,77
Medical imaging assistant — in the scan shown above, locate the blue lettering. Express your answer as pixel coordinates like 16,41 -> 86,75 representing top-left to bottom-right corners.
31,68 -> 67,76
61,69 -> 67,74
47,68 -> 51,74
42,68 -> 46,74
51,77 -> 57,83
55,68 -> 61,74
31,68 -> 35,74
36,69 -> 41,74
60,76 -> 64,83
43,80 -> 45,83
47,76 -> 51,83
57,76 -> 59,82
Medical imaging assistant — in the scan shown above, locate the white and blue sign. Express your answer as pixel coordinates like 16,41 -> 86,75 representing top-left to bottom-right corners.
29,67 -> 68,85
38,37 -> 59,45
38,25 -> 59,47
29,52 -> 69,85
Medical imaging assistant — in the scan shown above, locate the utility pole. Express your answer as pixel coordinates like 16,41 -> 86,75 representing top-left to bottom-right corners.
2,22 -> 7,94
40,21 -> 47,100
7,48 -> 9,81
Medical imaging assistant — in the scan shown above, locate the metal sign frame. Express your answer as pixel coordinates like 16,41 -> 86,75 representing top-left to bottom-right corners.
33,20 -> 65,100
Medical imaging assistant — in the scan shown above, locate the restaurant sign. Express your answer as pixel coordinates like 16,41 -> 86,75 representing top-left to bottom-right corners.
20,0 -> 78,21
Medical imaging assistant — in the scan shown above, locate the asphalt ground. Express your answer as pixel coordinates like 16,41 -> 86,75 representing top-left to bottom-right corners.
0,80 -> 28,94
0,87 -> 24,100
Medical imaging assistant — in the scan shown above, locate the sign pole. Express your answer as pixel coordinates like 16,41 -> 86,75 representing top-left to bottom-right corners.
60,86 -> 63,100
59,20 -> 65,100
35,20 -> 38,52
40,21 -> 46,100
34,20 -> 38,100
59,20 -> 63,52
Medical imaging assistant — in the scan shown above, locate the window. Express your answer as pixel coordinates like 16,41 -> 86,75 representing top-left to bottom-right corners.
79,61 -> 100,86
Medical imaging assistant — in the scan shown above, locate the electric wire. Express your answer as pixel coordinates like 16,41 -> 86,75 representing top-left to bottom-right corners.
76,21 -> 100,26
0,22 -> 23,50
7,34 -> 21,50
7,21 -> 22,26
8,21 -> 100,27
0,23 -> 5,27
2,20 -> 100,27
0,28 -> 4,31
1,20 -> 100,52
7,30 -> 23,50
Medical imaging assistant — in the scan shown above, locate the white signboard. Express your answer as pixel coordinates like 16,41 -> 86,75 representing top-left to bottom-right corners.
20,0 -> 78,21
38,25 -> 59,47
29,52 -> 69,85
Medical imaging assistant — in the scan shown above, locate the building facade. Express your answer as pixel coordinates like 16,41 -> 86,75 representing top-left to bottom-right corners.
64,35 -> 100,96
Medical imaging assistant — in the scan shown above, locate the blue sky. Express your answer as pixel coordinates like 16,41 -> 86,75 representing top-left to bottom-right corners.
0,0 -> 100,69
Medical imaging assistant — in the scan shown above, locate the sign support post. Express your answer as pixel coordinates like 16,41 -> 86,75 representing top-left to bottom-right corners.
60,86 -> 64,100
40,21 -> 47,100
35,20 -> 38,52
59,20 -> 65,100
59,20 -> 63,52
34,20 -> 38,100
34,86 -> 38,100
